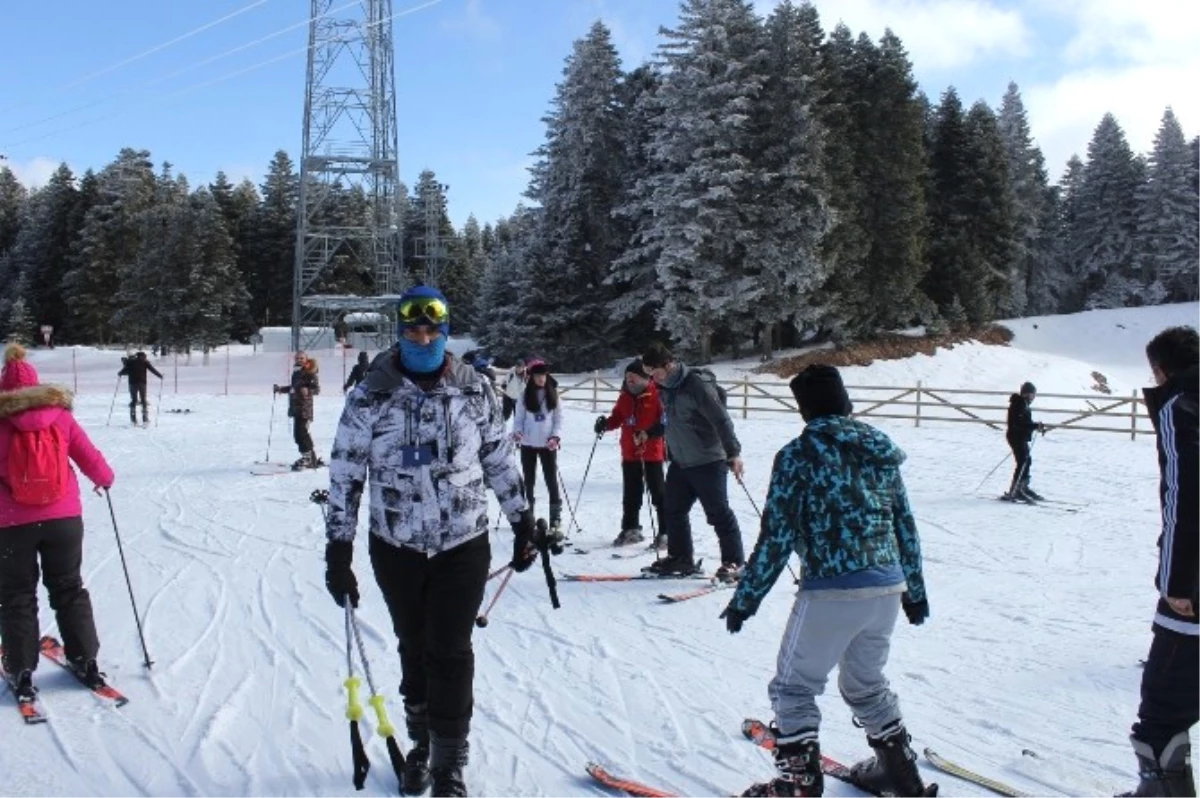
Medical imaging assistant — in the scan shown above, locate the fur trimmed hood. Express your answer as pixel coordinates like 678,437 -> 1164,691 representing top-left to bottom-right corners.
0,384 -> 74,421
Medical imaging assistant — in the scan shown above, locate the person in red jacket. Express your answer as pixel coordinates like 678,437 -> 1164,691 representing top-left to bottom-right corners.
0,344 -> 116,708
594,359 -> 667,548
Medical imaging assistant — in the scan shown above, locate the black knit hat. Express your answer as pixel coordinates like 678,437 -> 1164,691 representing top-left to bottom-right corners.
1021,381 -> 1036,395
625,358 -> 645,375
790,364 -> 853,421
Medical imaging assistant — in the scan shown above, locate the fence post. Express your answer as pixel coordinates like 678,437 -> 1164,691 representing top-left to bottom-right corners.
72,349 -> 78,394
741,379 -> 749,419
174,352 -> 179,394
1131,389 -> 1139,441
915,380 -> 922,428
591,372 -> 599,412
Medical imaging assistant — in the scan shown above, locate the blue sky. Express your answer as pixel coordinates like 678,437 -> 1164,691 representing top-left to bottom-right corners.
2,0 -> 1195,229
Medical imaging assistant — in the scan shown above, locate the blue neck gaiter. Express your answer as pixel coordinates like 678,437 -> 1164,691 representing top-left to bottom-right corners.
399,336 -> 447,374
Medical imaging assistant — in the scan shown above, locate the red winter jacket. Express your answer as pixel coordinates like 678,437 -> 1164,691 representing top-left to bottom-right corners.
0,385 -> 114,529
603,383 -> 666,463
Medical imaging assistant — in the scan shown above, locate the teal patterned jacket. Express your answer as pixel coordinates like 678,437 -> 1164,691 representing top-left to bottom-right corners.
729,415 -> 926,617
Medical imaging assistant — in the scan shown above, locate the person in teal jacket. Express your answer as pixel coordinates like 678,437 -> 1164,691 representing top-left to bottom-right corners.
722,364 -> 931,798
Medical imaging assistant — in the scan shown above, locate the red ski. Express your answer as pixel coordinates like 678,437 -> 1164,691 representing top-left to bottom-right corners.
0,651 -> 48,724
586,762 -> 679,797
39,636 -> 128,707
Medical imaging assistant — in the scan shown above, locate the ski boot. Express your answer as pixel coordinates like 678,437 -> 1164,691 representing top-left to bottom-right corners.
548,502 -> 564,542
743,728 -> 823,796
613,527 -> 645,546
649,533 -> 668,552
291,452 -> 314,471
642,554 -> 702,577
67,657 -> 109,690
429,732 -> 469,797
1122,732 -> 1195,797
9,669 -> 36,704
403,701 -> 431,795
715,562 -> 745,583
848,721 -> 929,797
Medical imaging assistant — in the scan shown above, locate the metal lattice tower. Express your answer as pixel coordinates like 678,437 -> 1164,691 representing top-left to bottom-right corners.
292,0 -> 403,351
414,179 -> 449,287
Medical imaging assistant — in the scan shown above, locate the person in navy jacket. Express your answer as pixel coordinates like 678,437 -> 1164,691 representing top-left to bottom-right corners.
1124,325 -> 1198,798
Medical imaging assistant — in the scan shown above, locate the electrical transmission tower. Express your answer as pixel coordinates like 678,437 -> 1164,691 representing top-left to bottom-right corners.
414,179 -> 449,287
292,0 -> 403,351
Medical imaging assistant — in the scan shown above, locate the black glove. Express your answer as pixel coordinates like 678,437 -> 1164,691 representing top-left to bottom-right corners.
902,597 -> 929,626
593,416 -> 607,435
719,605 -> 746,634
1038,423 -> 1047,434
324,540 -> 359,608
509,510 -> 536,573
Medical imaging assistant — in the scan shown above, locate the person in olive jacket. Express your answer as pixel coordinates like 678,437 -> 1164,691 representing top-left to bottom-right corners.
274,352 -> 321,470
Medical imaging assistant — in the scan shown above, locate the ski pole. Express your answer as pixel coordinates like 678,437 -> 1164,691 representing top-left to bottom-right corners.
556,465 -> 581,540
974,452 -> 1011,493
154,376 -> 164,428
103,489 -> 153,668
736,478 -> 799,585
534,519 -> 561,610
488,564 -> 512,582
475,567 -> 514,628
106,376 -> 122,427
565,434 -> 601,538
262,390 -> 279,464
349,607 -> 406,784
641,457 -> 662,562
344,603 -> 370,790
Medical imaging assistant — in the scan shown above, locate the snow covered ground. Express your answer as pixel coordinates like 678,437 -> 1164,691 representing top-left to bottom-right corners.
1,302 -> 1196,797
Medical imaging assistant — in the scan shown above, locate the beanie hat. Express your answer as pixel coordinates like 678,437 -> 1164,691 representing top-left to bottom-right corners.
396,285 -> 450,340
526,358 -> 549,376
1,343 -> 39,391
789,364 -> 853,422
625,358 -> 646,376
1020,381 -> 1036,395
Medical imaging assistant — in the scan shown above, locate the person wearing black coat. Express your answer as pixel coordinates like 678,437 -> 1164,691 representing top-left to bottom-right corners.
344,351 -> 370,393
1003,381 -> 1045,501
117,351 -> 163,426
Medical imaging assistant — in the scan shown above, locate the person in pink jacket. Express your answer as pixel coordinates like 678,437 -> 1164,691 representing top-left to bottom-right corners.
0,343 -> 115,707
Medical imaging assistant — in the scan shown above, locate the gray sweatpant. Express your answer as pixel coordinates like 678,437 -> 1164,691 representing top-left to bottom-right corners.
769,591 -> 903,737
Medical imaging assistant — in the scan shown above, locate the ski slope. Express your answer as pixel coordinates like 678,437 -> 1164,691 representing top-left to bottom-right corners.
1,302 -> 1195,797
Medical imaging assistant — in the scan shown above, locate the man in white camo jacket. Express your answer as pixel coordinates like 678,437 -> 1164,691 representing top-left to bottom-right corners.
322,285 -> 536,798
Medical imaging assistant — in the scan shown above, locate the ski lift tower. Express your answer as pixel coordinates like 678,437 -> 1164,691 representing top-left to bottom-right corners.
292,0 -> 404,352
414,180 -> 449,287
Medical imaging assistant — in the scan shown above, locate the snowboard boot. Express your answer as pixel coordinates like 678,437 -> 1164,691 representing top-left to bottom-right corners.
743,729 -> 824,797
403,701 -> 431,795
848,721 -> 927,797
1124,732 -> 1196,797
429,731 -> 469,797
613,527 -> 645,546
548,502 -> 564,541
643,554 -> 701,577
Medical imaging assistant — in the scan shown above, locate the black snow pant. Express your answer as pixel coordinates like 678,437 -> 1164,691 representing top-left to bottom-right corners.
292,416 -> 313,455
128,381 -> 149,422
664,460 -> 744,565
502,396 -> 516,422
520,446 -> 560,508
0,517 -> 100,675
1007,436 -> 1032,493
369,533 -> 490,739
1132,625 -> 1200,755
621,460 -> 665,533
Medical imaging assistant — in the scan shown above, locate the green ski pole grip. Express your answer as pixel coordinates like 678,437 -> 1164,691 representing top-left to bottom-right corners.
368,694 -> 396,737
345,676 -> 364,721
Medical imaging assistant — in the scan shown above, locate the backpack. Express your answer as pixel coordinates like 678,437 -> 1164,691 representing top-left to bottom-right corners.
691,368 -> 728,408
6,424 -> 70,506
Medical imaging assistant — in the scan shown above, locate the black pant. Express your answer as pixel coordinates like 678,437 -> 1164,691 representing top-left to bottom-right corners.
0,517 -> 99,674
1007,437 -> 1032,490
621,460 -> 665,532
664,460 -> 744,564
520,447 -> 560,507
369,533 -> 490,739
1133,625 -> 1200,753
292,416 -> 313,454
128,382 -> 149,421
502,396 -> 516,422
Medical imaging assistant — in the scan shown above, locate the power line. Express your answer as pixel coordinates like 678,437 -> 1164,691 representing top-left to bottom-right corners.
1,0 -> 445,151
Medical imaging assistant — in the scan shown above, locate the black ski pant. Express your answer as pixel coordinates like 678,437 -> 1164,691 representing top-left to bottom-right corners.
369,533 -> 489,739
0,516 -> 99,674
621,460 -> 665,533
502,396 -> 516,422
664,460 -> 744,564
292,416 -> 313,455
1007,436 -> 1032,492
128,382 -> 149,422
520,446 -> 560,508
1132,625 -> 1199,754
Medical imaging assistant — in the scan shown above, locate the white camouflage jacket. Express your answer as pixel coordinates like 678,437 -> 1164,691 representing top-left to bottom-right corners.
325,351 -> 528,554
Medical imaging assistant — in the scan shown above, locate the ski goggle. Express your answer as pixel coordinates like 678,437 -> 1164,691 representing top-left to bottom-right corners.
397,297 -> 449,325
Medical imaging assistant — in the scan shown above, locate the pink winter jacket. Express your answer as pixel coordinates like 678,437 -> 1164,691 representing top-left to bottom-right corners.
0,385 -> 114,529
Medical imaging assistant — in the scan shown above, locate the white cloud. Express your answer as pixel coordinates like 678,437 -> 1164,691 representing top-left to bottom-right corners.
5,156 -> 60,189
441,0 -> 502,42
1049,0 -> 1198,66
754,0 -> 1031,71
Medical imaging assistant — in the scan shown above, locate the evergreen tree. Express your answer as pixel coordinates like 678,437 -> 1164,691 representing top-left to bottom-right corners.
6,295 -> 32,344
455,215 -> 487,332
1137,108 -> 1198,302
1074,114 -> 1142,308
251,151 -> 298,326
1055,156 -> 1089,311
961,100 -> 1016,322
996,82 -> 1052,316
404,171 -> 454,290
183,188 -> 252,353
639,0 -> 767,361
748,0 -> 832,356
0,167 -> 26,261
523,20 -> 629,369
475,208 -> 540,363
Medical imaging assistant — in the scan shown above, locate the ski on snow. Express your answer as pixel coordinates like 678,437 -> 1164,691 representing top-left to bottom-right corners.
923,748 -> 1029,797
0,659 -> 48,724
587,762 -> 679,798
39,636 -> 129,707
657,581 -> 735,603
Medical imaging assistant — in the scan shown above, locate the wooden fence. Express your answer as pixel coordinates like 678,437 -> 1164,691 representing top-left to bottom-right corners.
558,375 -> 1152,440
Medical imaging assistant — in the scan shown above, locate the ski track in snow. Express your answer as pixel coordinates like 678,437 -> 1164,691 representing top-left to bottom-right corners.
4,303 -> 1198,796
